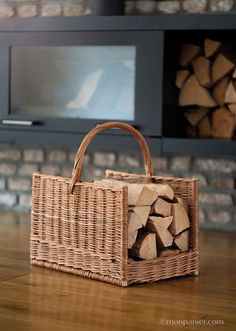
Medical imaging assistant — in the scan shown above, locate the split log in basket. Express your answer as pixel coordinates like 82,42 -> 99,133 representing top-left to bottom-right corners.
177,39 -> 236,140
95,179 -> 191,260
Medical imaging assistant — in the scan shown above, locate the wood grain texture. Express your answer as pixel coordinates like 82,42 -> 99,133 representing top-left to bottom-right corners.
0,211 -> 235,331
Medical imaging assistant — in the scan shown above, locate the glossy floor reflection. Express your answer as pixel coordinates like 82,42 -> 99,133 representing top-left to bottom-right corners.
0,211 -> 235,331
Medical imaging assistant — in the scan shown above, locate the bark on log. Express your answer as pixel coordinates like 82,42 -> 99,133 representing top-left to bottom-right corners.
179,43 -> 201,67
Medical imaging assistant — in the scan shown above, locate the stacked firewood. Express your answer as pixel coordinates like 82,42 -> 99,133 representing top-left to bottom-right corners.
95,178 -> 190,260
176,39 -> 236,139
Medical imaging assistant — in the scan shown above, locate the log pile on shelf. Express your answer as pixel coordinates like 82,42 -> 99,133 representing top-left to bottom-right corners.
95,178 -> 190,260
176,39 -> 236,139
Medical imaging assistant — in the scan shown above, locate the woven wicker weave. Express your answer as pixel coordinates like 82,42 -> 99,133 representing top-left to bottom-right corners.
31,122 -> 199,286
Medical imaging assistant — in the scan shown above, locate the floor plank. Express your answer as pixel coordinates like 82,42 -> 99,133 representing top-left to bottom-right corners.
0,211 -> 235,331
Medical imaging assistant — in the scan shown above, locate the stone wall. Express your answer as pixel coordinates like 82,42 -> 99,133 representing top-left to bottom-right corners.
0,144 -> 235,231
0,0 -> 236,18
0,1 -> 235,231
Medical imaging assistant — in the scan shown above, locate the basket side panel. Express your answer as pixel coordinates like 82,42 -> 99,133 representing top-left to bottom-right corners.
127,251 -> 199,285
31,173 -> 128,283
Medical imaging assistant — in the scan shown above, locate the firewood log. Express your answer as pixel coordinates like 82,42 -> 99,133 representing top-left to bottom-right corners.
175,70 -> 191,88
204,39 -> 221,58
131,228 -> 157,260
126,184 -> 159,206
192,56 -> 212,87
151,197 -> 172,217
128,207 -> 151,248
225,81 -> 236,103
148,215 -> 173,229
184,107 -> 209,126
212,107 -> 235,139
169,203 -> 190,236
212,54 -> 235,84
198,115 -> 212,138
127,212 -> 141,248
232,68 -> 236,78
97,179 -> 174,204
147,216 -> 173,248
179,75 -> 216,107
227,104 -> 236,126
159,248 -> 180,258
176,196 -> 189,214
94,179 -> 158,206
128,230 -> 138,249
228,103 -> 236,116
129,206 -> 151,226
179,43 -> 201,67
174,229 -> 190,252
212,76 -> 229,106
146,184 -> 175,201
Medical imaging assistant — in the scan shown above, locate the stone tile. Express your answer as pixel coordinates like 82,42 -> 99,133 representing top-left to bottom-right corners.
63,3 -> 85,16
210,0 -> 234,12
183,0 -> 208,13
118,154 -> 141,168
24,148 -> 44,162
19,194 -> 32,209
94,152 -> 116,168
18,164 -> 39,176
47,149 -> 67,162
16,3 -> 38,17
40,2 -> 62,16
136,1 -> 157,13
157,1 -> 181,14
153,157 -> 168,171
209,177 -> 235,189
0,148 -> 21,161
195,158 -> 236,173
200,192 -> 233,206
0,163 -> 16,176
0,3 -> 14,17
41,164 -> 61,176
208,210 -> 232,224
0,192 -> 17,207
8,178 -> 32,192
170,156 -> 191,171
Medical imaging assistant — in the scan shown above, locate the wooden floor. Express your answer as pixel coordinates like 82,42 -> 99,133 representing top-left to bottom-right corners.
0,211 -> 235,331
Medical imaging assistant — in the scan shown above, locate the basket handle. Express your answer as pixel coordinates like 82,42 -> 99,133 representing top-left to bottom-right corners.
69,121 -> 153,193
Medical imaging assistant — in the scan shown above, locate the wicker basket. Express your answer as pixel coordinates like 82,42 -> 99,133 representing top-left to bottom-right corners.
31,122 -> 199,286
